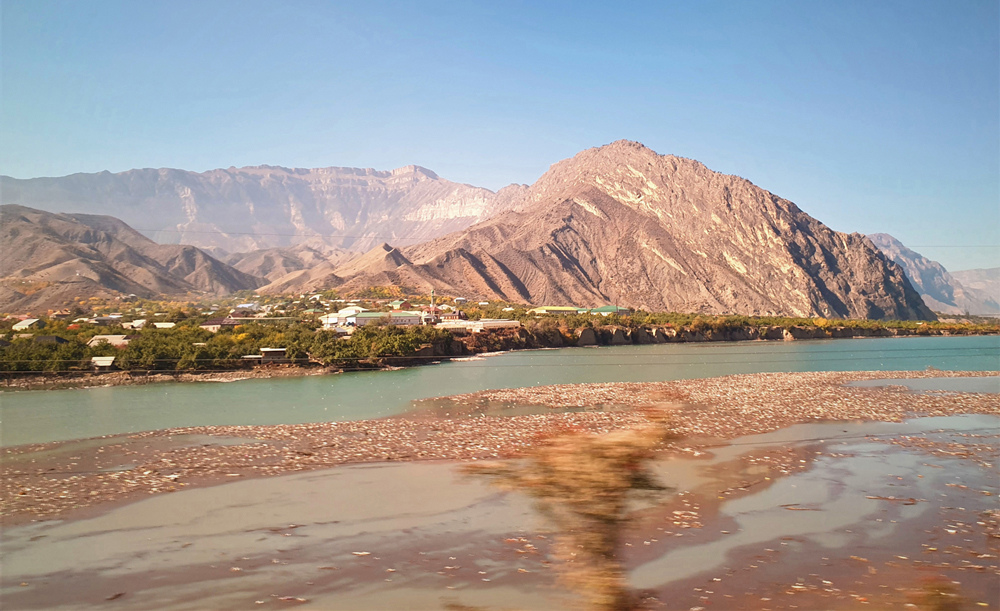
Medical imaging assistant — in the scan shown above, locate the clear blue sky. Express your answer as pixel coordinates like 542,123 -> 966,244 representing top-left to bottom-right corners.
3,0 -> 997,270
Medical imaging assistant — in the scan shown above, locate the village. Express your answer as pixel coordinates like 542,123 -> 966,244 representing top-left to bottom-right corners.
2,288 -> 997,386
0,290 -> 647,381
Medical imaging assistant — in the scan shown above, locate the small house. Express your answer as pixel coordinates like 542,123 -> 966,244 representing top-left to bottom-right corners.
91,356 -> 116,372
90,316 -> 121,326
346,312 -> 389,327
388,310 -> 422,326
87,335 -> 131,348
200,318 -> 241,333
152,322 -> 176,329
388,299 -> 412,310
12,318 -> 43,331
122,319 -> 146,330
260,348 -> 287,364
453,297 -> 468,304
440,310 -> 467,321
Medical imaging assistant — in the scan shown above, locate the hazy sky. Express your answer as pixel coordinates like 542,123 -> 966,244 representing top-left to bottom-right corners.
3,1 -> 997,270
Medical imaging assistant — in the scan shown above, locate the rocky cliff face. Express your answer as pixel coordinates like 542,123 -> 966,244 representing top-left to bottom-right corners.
0,205 -> 265,311
0,165 -> 509,254
377,141 -> 931,319
869,233 -> 999,315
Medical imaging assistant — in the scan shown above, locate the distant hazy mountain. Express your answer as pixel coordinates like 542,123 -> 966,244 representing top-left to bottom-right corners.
224,243 -> 355,282
0,205 -> 264,311
265,141 -> 932,320
868,233 -> 999,315
0,165 -> 512,254
949,268 -> 1000,312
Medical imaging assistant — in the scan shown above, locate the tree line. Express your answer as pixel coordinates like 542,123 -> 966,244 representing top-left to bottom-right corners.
0,321 -> 455,372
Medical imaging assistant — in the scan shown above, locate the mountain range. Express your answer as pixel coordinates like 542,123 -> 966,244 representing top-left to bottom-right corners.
2,141 -> 976,320
0,164 -> 513,254
868,233 -> 999,316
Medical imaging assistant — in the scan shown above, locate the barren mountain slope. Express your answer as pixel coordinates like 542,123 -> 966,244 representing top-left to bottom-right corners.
226,243 -> 354,282
0,205 -> 264,311
391,141 -> 932,319
868,233 -> 999,315
1,165 -> 511,253
260,243 -> 443,295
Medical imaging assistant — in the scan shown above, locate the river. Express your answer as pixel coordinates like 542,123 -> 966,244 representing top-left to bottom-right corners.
1,335 -> 997,447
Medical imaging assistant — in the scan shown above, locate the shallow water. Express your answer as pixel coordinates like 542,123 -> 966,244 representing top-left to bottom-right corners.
2,414 -> 996,610
847,375 -> 1000,393
630,415 -> 999,587
1,335 -> 997,447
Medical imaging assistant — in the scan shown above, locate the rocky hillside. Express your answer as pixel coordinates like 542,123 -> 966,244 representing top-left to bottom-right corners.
308,141 -> 930,319
868,233 -> 999,315
1,165 -> 512,254
0,205 -> 265,311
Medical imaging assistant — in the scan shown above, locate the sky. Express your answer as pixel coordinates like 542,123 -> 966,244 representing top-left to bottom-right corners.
2,0 -> 998,270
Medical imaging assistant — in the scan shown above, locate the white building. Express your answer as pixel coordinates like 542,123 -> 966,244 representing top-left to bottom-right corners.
387,310 -> 422,326
12,318 -> 43,331
436,319 -> 521,333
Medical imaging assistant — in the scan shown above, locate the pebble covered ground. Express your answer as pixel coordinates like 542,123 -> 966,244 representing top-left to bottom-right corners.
2,370 -> 997,524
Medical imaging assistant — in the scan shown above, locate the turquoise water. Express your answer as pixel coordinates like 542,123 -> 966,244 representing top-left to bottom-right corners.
1,335 -> 997,447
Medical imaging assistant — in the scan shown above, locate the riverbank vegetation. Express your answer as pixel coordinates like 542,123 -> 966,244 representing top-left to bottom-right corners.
2,295 -> 997,376
0,321 -> 456,373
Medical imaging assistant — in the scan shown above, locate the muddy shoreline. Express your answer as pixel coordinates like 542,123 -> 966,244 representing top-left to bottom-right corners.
2,370 -> 996,526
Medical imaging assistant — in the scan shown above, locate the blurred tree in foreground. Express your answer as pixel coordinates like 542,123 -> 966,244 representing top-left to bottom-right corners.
465,411 -> 674,611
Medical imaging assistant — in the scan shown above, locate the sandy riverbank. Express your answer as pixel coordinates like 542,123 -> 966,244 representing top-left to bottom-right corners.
2,370 -> 996,525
